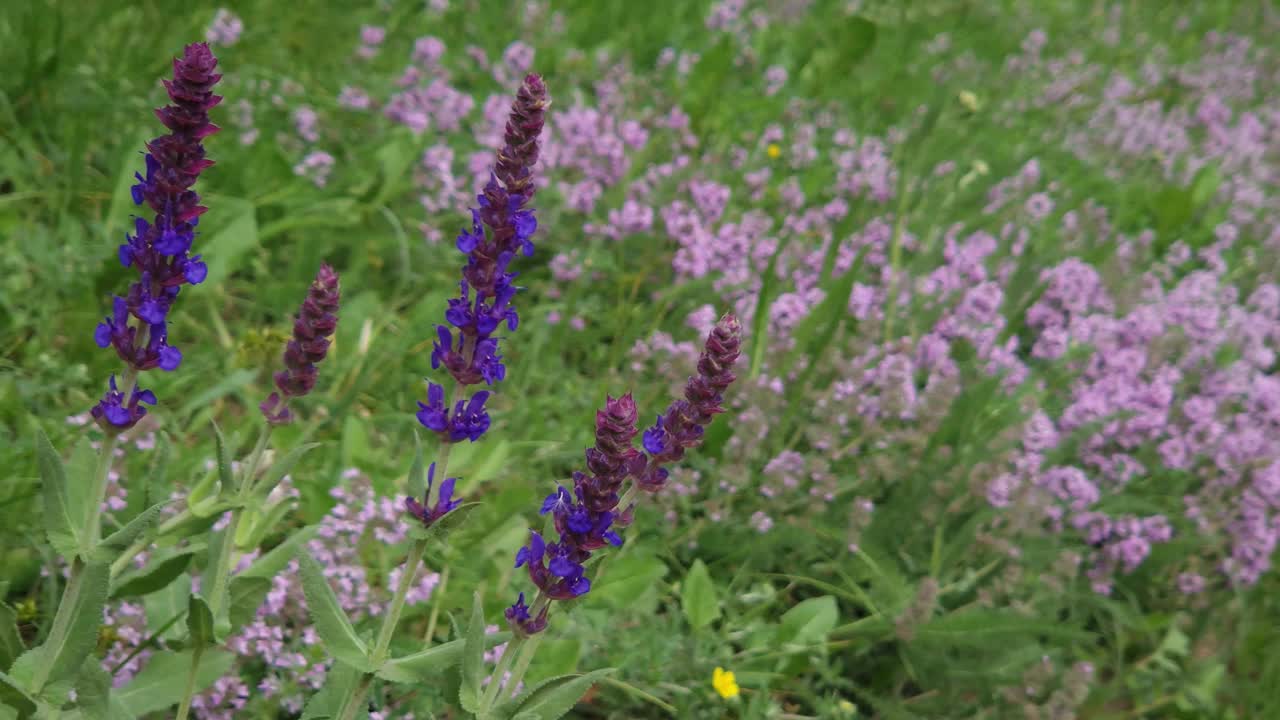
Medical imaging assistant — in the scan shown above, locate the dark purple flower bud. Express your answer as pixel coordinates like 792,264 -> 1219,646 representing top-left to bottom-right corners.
505,592 -> 549,637
514,530 -> 591,601
404,462 -> 462,528
270,264 -> 341,410
637,314 -> 741,491
91,376 -> 157,433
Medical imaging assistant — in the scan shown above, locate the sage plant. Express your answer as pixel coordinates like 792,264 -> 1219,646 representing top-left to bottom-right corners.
309,73 -> 549,720
19,43 -> 222,713
486,314 -> 742,708
175,264 -> 341,720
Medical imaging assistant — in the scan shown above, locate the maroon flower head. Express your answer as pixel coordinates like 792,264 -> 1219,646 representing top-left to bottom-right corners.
263,264 -> 341,424
638,313 -> 742,491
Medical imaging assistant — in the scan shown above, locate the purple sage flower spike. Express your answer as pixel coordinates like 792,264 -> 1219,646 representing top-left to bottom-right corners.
637,313 -> 743,491
505,313 -> 742,637
98,43 -> 221,375
262,263 -> 341,424
417,73 -> 548,444
90,376 -> 158,432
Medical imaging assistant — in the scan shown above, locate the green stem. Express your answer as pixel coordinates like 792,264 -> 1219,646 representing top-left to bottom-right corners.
481,635 -> 526,710
336,436 -> 458,719
176,424 -> 275,719
174,646 -> 204,720
503,633 -> 542,702
424,565 -> 449,642
110,506 -> 194,578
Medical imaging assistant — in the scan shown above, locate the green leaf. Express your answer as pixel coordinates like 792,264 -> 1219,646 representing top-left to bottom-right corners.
298,554 -> 372,672
300,662 -> 363,720
199,197 -> 259,286
378,633 -> 509,684
0,603 -> 23,673
185,468 -> 222,518
496,669 -> 615,720
747,239 -> 789,378
114,650 -> 233,716
0,670 -> 35,718
92,502 -> 167,563
913,609 -> 1093,647
459,592 -> 486,713
407,431 -> 426,500
378,638 -> 463,684
187,594 -> 215,648
238,525 -> 319,579
175,369 -> 257,420
64,439 -> 98,540
143,574 -> 190,642
73,658 -> 111,720
35,562 -> 110,691
778,595 -> 838,646
589,554 -> 667,612
111,547 -> 198,599
680,560 -> 720,629
527,639 -> 579,683
211,421 -> 236,495
37,430 -> 80,559
227,576 -> 273,632
254,443 -> 319,501
202,528 -> 230,634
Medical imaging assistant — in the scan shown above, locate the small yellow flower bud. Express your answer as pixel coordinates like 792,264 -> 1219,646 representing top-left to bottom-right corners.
766,143 -> 781,159
958,90 -> 980,112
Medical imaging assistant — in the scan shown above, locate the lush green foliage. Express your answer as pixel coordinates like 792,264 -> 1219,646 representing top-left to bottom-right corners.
3,0 -> 1280,718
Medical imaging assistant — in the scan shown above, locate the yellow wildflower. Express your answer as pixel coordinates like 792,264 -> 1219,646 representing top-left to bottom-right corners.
958,90 -> 980,112
766,143 -> 781,159
712,667 -> 740,699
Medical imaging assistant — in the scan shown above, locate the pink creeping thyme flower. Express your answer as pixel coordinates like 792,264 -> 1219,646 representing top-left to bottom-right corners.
262,264 -> 340,424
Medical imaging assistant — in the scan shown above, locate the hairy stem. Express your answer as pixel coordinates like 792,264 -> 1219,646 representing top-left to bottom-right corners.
337,439 -> 456,719
174,646 -> 204,720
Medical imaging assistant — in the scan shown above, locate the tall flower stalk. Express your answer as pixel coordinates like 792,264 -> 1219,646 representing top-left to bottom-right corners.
490,314 -> 743,708
175,264 -> 340,720
326,73 -> 548,720
27,43 -> 221,700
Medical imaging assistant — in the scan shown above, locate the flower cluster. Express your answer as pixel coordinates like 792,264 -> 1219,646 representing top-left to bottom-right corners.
416,73 -> 548,446
261,264 -> 341,424
91,43 -> 221,430
507,314 -> 741,635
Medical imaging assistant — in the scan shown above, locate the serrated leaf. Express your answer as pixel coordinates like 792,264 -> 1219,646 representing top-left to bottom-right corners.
238,525 -> 319,579
203,528 -> 230,635
496,669 -> 615,720
38,430 -> 81,560
114,650 -> 233,716
185,468 -> 221,518
680,560 -> 720,630
300,662 -> 363,720
0,670 -> 36,718
187,595 -> 215,648
32,562 -> 110,692
227,576 -> 273,632
378,633 -> 509,684
93,502 -> 167,564
254,443 -> 319,501
211,421 -> 236,495
459,592 -> 486,713
778,595 -> 838,646
65,438 -> 98,542
73,658 -> 111,720
112,547 -> 197,599
298,554 -> 372,672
